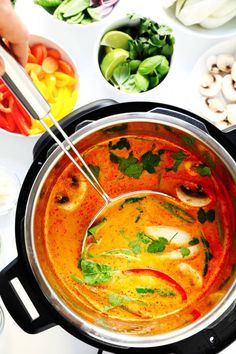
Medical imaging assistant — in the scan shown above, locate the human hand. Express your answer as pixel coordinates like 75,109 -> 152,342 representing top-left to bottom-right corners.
0,0 -> 29,76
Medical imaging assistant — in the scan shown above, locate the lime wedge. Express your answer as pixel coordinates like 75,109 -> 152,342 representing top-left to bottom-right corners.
101,31 -> 133,50
101,48 -> 129,81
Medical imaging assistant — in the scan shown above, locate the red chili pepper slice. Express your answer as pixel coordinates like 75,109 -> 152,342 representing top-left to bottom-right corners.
191,309 -> 201,321
124,268 -> 187,301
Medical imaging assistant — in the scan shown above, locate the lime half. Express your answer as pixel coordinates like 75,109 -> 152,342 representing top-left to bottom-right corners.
101,30 -> 133,50
101,48 -> 129,81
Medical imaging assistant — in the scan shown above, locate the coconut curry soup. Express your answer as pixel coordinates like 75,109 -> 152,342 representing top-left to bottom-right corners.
34,123 -> 236,336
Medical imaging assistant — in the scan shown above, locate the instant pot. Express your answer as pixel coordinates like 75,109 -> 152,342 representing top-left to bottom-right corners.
1,100 -> 236,354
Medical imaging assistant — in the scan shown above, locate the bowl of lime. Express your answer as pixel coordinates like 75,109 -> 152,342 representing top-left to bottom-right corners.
97,15 -> 175,95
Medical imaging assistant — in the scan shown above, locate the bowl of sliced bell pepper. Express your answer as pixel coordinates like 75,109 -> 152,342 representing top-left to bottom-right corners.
0,34 -> 79,137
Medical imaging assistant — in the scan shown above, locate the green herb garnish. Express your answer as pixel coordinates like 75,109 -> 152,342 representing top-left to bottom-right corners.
141,149 -> 164,173
110,151 -> 143,179
88,217 -> 107,236
128,240 -> 141,255
180,247 -> 190,258
80,260 -> 114,285
189,238 -> 200,246
159,201 -> 194,223
197,208 -> 215,224
147,237 -> 168,253
108,138 -> 131,150
88,164 -> 100,179
120,196 -> 146,208
166,151 -> 187,172
136,287 -> 176,296
196,164 -> 211,176
201,235 -> 213,276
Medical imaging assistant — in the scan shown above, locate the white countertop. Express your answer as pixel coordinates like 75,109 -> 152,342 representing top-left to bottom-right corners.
0,0 -> 236,353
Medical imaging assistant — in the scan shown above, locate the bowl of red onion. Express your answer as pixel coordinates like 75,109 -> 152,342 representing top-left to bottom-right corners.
33,0 -> 121,26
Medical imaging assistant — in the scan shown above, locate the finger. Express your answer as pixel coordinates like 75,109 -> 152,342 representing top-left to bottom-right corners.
0,2 -> 29,66
0,56 -> 5,76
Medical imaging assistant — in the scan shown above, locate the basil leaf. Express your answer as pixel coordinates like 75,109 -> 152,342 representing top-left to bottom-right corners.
120,74 -> 141,93
134,72 -> 149,91
159,201 -> 195,223
120,197 -> 146,208
149,75 -> 160,89
136,231 -> 151,244
166,151 -> 187,172
128,240 -> 141,255
138,55 -> 163,75
88,217 -> 107,236
129,59 -> 141,72
157,56 -> 169,76
113,62 -> 130,87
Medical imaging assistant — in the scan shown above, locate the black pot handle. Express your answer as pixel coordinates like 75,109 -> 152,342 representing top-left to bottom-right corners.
150,107 -> 209,134
0,258 -> 55,334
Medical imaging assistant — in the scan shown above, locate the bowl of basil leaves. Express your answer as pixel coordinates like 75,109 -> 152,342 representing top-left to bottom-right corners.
97,14 -> 175,94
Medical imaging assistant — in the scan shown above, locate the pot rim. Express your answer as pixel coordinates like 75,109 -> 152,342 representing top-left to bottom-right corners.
25,111 -> 236,348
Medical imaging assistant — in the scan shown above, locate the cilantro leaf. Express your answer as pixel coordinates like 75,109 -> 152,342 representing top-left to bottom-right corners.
108,138 -> 131,150
80,260 -> 114,285
136,231 -> 151,244
147,237 -> 168,253
110,151 -> 143,179
180,247 -> 190,258
196,164 -> 211,176
166,151 -> 187,172
141,150 -> 164,173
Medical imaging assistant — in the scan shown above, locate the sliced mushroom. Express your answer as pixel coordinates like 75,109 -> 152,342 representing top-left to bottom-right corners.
176,184 -> 211,207
231,61 -> 236,82
227,104 -> 236,125
160,245 -> 199,260
207,55 -> 220,74
200,97 -> 227,123
199,74 -> 222,97
216,54 -> 234,73
222,75 -> 236,102
177,263 -> 203,288
54,177 -> 87,211
144,226 -> 190,245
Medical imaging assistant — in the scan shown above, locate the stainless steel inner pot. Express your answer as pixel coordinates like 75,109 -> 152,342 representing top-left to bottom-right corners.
24,110 -> 236,348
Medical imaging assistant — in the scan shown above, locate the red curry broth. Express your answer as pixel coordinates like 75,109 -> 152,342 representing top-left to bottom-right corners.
34,133 -> 236,335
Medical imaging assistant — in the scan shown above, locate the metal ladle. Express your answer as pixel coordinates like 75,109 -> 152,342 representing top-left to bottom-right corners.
0,43 -> 160,250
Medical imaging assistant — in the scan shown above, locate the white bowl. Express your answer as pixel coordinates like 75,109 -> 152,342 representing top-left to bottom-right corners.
95,16 -> 175,101
163,4 -> 236,39
189,37 -> 236,130
0,33 -> 79,139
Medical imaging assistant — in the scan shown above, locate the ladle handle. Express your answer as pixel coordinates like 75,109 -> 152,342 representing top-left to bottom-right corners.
0,40 -> 50,120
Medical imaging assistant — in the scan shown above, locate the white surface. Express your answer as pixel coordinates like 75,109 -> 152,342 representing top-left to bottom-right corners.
0,0 -> 236,353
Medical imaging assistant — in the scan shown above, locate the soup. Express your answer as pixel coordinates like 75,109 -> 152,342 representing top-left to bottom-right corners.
35,131 -> 236,335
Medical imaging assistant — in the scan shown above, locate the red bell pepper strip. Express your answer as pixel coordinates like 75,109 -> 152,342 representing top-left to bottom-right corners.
124,268 -> 187,301
191,309 -> 201,321
14,99 -> 32,127
10,100 -> 30,136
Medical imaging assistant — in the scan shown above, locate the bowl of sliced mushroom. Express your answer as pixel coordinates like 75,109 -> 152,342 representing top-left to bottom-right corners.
190,38 -> 236,131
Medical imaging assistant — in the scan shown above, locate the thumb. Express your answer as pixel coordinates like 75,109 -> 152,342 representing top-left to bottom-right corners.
0,56 -> 5,76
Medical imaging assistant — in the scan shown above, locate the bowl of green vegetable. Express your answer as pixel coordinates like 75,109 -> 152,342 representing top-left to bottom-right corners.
33,0 -> 121,26
96,15 -> 175,95
162,0 -> 236,39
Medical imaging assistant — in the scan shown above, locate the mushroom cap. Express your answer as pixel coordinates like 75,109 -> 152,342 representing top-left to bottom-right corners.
216,54 -> 234,73
222,74 -> 236,102
200,97 -> 227,123
199,74 -> 222,97
231,61 -> 236,82
206,55 -> 220,74
176,184 -> 211,207
227,104 -> 236,125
